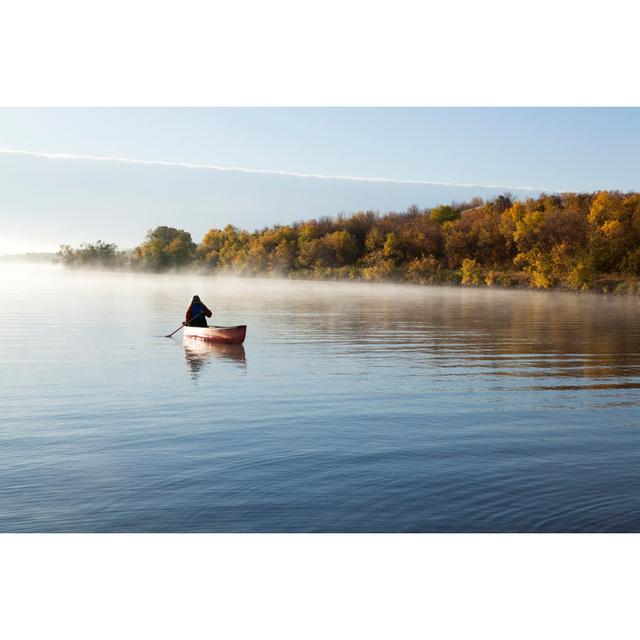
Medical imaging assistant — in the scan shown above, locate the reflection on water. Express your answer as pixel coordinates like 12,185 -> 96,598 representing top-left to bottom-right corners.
2,263 -> 640,532
183,339 -> 247,379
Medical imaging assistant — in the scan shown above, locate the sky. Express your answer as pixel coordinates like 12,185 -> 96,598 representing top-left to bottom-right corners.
0,107 -> 638,253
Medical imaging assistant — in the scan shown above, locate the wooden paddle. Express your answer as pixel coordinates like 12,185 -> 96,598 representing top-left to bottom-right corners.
165,311 -> 205,337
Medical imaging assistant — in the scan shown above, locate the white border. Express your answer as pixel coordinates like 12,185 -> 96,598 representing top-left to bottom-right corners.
0,0 -> 639,106
2,534 -> 638,640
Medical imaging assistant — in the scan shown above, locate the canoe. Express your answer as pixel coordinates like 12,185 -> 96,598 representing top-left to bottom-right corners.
183,324 -> 247,345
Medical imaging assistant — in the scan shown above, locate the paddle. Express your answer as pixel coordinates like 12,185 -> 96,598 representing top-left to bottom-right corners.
165,311 -> 205,338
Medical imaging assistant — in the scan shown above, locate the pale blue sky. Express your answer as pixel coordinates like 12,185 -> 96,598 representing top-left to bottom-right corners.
0,108 -> 638,253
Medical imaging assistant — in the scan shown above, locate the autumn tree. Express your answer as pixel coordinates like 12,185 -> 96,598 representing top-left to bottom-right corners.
58,191 -> 640,293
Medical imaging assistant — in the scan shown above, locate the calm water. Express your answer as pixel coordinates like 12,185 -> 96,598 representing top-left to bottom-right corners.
2,262 -> 640,532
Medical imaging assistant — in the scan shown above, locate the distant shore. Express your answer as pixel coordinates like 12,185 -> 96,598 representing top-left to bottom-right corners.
0,252 -> 57,263
46,190 -> 640,297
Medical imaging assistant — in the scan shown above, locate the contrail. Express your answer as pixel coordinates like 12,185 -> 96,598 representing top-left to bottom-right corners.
0,147 -> 556,192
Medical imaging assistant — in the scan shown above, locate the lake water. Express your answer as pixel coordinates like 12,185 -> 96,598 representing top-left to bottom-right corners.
2,262 -> 640,532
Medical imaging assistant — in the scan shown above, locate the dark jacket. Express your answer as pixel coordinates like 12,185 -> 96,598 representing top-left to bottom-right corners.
185,302 -> 213,326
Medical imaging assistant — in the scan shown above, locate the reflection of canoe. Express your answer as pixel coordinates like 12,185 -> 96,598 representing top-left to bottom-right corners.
183,341 -> 246,379
184,340 -> 246,364
183,325 -> 247,345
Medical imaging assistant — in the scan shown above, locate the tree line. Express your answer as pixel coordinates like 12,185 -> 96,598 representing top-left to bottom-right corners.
57,191 -> 640,293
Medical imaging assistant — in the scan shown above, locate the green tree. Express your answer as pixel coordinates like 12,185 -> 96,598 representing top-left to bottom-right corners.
430,205 -> 459,224
57,241 -> 123,267
134,226 -> 196,270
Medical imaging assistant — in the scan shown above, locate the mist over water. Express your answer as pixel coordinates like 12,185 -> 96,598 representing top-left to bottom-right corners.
2,262 -> 640,531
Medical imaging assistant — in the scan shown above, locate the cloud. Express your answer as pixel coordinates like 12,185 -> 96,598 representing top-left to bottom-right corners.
0,147 -> 556,193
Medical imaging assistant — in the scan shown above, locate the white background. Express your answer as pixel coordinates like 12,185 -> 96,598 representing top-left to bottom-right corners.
1,0 -> 638,106
1,1 -> 639,638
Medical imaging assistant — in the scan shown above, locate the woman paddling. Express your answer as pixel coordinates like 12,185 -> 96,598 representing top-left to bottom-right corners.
184,295 -> 213,327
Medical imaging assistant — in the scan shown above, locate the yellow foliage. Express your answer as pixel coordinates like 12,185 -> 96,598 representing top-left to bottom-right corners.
601,219 -> 624,239
461,258 -> 482,285
383,232 -> 398,258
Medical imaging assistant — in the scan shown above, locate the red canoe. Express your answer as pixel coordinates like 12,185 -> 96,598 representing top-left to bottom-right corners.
183,325 -> 247,345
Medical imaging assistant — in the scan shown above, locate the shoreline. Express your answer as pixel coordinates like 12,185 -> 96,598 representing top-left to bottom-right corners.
51,192 -> 640,299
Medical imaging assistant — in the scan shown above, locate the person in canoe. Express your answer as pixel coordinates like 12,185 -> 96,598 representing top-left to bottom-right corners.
183,295 -> 213,327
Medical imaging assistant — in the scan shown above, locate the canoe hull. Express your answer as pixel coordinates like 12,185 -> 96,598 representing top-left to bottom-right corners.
183,325 -> 247,345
